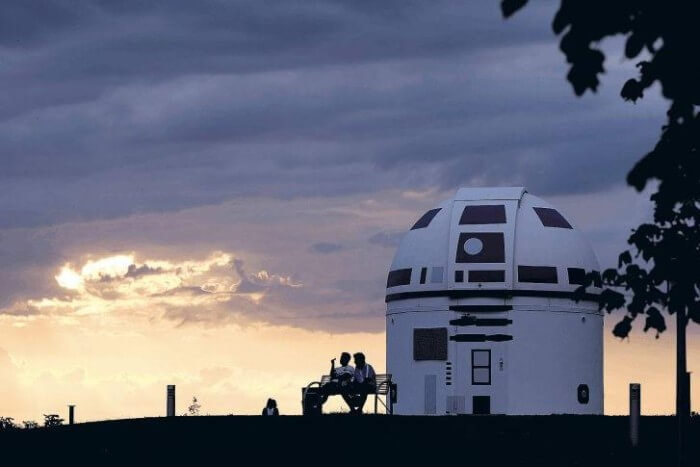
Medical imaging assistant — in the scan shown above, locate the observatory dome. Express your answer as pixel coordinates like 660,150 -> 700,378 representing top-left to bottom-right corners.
385,187 -> 603,416
386,187 -> 601,302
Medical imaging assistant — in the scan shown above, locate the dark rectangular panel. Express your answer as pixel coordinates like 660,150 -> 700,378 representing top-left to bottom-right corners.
455,270 -> 464,282
451,334 -> 485,342
419,267 -> 427,284
413,328 -> 448,361
456,232 -> 505,263
450,334 -> 513,342
468,270 -> 505,282
459,205 -> 506,224
473,396 -> 491,414
533,207 -> 572,229
386,268 -> 412,288
388,289 -> 601,303
518,265 -> 558,284
449,315 -> 477,326
450,316 -> 512,326
567,267 -> 586,285
449,305 -> 512,313
410,208 -> 441,230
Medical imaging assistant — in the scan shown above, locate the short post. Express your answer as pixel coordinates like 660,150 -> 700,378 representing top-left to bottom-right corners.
68,405 -> 75,425
630,383 -> 641,447
167,385 -> 176,417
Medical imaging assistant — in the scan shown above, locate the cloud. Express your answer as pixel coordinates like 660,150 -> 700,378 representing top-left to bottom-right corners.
0,1 -> 667,230
0,192 -> 429,333
124,263 -> 163,279
0,252 -> 302,325
232,258 -> 301,295
310,242 -> 344,254
368,231 -> 404,248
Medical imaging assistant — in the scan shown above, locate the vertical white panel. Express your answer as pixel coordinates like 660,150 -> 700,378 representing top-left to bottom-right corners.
424,375 -> 436,414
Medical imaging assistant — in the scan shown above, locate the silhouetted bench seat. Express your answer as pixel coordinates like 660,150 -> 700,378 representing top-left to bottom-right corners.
302,373 -> 396,415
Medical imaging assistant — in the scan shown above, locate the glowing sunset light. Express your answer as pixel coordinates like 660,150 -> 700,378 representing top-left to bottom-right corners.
55,265 -> 84,290
81,254 -> 135,281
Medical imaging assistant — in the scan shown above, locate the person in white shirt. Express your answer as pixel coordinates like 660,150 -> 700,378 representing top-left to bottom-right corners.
349,352 -> 376,414
330,352 -> 355,383
319,352 -> 354,404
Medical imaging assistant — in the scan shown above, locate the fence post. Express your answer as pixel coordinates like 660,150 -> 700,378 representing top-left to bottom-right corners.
167,385 -> 176,417
630,383 -> 641,447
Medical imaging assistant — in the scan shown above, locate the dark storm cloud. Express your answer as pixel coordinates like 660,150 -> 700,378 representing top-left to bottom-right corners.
0,0 -> 666,232
0,227 -> 68,308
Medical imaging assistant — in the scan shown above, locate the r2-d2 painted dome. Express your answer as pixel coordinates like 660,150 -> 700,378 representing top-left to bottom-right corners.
385,187 -> 603,415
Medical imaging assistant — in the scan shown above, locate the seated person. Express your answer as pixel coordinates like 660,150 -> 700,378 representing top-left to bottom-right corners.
319,352 -> 354,403
262,398 -> 279,416
347,352 -> 376,414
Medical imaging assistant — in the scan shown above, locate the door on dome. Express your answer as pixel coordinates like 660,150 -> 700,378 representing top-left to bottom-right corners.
470,349 -> 492,414
454,345 -> 496,414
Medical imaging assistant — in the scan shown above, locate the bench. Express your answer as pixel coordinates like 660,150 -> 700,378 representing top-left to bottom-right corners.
302,373 -> 396,415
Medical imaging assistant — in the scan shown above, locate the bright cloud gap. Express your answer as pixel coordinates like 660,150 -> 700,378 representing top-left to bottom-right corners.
7,252 -> 301,323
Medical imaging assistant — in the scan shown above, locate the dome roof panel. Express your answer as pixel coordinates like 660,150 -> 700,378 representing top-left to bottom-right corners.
455,186 -> 526,201
386,187 -> 601,302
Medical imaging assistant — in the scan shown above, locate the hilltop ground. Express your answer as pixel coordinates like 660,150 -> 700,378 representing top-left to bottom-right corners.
0,415 -> 697,465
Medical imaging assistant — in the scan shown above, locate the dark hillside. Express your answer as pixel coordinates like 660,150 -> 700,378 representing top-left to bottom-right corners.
1,415 -> 697,466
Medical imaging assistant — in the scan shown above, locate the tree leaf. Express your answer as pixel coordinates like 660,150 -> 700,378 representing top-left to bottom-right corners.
643,306 -> 667,335
602,268 -> 620,285
600,288 -> 626,312
618,251 -> 632,268
552,5 -> 570,35
612,315 -> 633,339
501,0 -> 529,18
621,78 -> 644,102
625,33 -> 644,59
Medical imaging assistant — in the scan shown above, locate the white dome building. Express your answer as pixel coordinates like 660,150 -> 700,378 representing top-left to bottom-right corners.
385,187 -> 603,415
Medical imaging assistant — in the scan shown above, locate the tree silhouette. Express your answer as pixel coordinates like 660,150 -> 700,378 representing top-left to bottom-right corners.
187,397 -> 201,416
22,420 -> 39,429
43,414 -> 64,427
502,1 -> 699,465
0,416 -> 18,431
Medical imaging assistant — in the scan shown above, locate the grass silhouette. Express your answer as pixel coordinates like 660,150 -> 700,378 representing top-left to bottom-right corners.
0,414 -> 697,465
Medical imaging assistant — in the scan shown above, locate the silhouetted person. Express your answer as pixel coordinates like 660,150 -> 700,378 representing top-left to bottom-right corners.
349,352 -> 376,414
320,352 -> 354,404
262,398 -> 279,416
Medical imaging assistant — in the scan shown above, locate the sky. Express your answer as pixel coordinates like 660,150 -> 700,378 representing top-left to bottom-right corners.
1,0 -> 697,421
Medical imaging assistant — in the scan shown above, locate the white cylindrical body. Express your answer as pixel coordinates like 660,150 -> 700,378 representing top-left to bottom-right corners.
385,187 -> 603,415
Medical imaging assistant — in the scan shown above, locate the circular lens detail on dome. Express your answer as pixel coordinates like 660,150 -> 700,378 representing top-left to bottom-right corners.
463,237 -> 484,255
